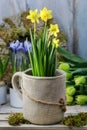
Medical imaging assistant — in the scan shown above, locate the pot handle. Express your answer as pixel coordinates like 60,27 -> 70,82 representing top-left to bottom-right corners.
12,72 -> 23,100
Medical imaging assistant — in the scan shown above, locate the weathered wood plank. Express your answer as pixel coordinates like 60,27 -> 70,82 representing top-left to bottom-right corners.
0,103 -> 22,114
0,124 -> 87,130
0,114 -> 8,121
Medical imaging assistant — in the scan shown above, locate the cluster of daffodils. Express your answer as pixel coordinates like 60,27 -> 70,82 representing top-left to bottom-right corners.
26,7 -> 60,77
26,7 -> 60,49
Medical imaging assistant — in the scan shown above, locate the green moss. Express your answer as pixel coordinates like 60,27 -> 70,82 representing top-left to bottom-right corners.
0,28 -> 11,44
10,28 -> 25,41
8,112 -> 87,127
3,18 -> 16,28
8,113 -> 30,126
57,31 -> 67,44
60,112 -> 87,127
21,11 -> 33,31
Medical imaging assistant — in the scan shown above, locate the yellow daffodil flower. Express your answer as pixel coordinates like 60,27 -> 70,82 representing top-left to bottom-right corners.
26,9 -> 40,23
40,7 -> 52,22
52,38 -> 59,48
49,24 -> 59,37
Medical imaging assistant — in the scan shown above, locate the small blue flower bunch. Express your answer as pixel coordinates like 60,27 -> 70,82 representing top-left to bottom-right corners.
9,40 -> 32,74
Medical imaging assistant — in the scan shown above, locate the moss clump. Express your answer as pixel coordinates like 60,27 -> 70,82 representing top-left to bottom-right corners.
0,28 -> 11,44
8,113 -> 30,126
57,31 -> 67,45
8,112 -> 87,127
3,62 -> 12,84
10,28 -> 25,41
60,112 -> 87,127
21,11 -> 33,31
3,18 -> 16,28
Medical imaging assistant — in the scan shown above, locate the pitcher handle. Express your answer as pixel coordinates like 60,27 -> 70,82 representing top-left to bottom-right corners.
12,72 -> 23,99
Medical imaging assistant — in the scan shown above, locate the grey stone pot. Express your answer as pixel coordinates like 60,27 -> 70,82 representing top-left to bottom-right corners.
12,69 -> 66,125
0,81 -> 7,105
10,88 -> 23,108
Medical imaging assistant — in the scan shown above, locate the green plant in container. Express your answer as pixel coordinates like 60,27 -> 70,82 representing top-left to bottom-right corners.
26,8 -> 60,76
9,40 -> 31,108
12,7 -> 66,124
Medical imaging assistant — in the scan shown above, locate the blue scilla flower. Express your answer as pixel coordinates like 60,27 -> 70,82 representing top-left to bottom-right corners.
9,40 -> 20,51
9,40 -> 31,73
9,40 -> 32,53
16,42 -> 25,52
24,40 -> 32,52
